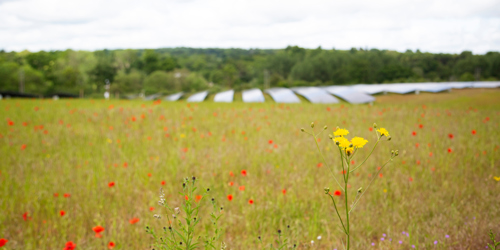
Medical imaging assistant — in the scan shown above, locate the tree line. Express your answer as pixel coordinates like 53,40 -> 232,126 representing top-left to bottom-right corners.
0,46 -> 499,97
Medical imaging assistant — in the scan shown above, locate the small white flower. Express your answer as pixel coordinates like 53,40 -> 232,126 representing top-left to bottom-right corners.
317,236 -> 322,240
311,240 -> 314,245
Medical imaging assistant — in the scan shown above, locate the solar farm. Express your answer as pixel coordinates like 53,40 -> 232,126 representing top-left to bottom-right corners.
1,85 -> 499,249
155,81 -> 500,104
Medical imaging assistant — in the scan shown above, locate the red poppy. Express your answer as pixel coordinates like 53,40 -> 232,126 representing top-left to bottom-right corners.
334,190 -> 342,196
185,195 -> 189,201
412,131 -> 417,136
248,199 -> 254,204
7,120 -> 14,126
129,218 -> 140,224
0,238 -> 8,247
379,173 -> 383,178
409,177 -> 414,182
416,160 -> 421,165
195,195 -> 202,202
161,181 -> 166,185
447,148 -> 452,153
149,207 -> 155,211
268,140 -> 273,144
419,124 -> 423,129
60,210 -> 66,217
23,212 -> 29,221
282,189 -> 286,195
239,186 -> 245,191
227,194 -> 233,201
429,152 -> 433,157
108,182 -> 115,188
54,193 -> 59,197
228,181 -> 234,186
472,130 -> 476,135
123,162 -> 128,167
64,193 -> 71,198
93,225 -> 104,238
317,163 -> 323,168
229,171 -> 234,177
415,143 -> 419,148
21,144 -> 27,150
131,116 -> 136,122
351,160 -> 355,165
369,127 -> 373,131
108,241 -> 115,249
63,241 -> 76,250
241,170 -> 247,176
147,173 -> 152,177
448,133 -> 454,139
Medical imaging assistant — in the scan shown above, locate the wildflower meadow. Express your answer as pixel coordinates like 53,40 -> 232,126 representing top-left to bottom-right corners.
0,88 -> 499,249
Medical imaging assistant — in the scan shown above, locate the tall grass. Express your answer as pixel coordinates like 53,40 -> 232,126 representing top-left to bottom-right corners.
0,89 -> 499,249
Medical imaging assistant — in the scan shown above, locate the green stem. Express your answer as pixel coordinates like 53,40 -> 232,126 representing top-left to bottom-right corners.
345,155 -> 350,250
349,158 -> 392,214
350,140 -> 380,173
328,193 -> 348,235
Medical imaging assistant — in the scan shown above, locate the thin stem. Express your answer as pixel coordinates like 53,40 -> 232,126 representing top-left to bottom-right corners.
350,140 -> 380,173
345,155 -> 351,250
328,193 -> 348,235
349,157 -> 393,214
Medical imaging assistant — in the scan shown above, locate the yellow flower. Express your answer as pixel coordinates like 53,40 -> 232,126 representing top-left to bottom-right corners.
345,147 -> 354,156
180,134 -> 186,138
351,137 -> 368,148
334,128 -> 349,137
377,128 -> 389,137
334,136 -> 351,148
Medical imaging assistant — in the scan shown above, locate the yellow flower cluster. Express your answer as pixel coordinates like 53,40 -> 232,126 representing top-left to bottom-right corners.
332,129 -> 368,151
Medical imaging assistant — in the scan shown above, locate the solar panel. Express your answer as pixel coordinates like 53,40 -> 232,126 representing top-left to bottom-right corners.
144,93 -> 162,100
472,81 -> 500,88
444,82 -> 472,89
186,91 -> 208,102
416,83 -> 452,93
265,88 -> 301,103
322,86 -> 375,104
164,92 -> 183,101
242,88 -> 265,103
214,90 -> 234,102
382,84 -> 419,94
291,87 -> 339,103
351,84 -> 387,95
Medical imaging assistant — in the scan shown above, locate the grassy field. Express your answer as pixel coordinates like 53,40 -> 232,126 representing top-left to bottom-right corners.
0,88 -> 499,249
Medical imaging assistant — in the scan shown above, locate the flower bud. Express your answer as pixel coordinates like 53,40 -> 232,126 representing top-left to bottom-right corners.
328,134 -> 333,139
357,187 -> 363,193
373,123 -> 377,128
310,122 -> 314,128
300,128 -> 305,132
387,136 -> 392,141
324,187 -> 330,194
395,150 -> 399,156
323,125 -> 327,130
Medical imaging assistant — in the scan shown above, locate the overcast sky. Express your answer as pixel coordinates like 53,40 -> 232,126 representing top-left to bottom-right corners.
1,0 -> 499,54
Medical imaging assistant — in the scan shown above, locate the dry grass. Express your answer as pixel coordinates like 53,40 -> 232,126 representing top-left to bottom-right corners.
0,89 -> 499,249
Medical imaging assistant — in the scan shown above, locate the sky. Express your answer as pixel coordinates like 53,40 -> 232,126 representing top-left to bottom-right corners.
1,0 -> 499,54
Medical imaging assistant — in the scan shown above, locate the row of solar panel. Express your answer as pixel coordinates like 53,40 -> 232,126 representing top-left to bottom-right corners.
157,81 -> 500,104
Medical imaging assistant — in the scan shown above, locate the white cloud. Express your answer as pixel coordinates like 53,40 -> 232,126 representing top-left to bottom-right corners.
0,0 -> 499,53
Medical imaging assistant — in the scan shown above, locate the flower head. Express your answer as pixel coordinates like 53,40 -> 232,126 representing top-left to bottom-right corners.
334,190 -> 342,196
227,194 -> 233,201
129,218 -> 140,224
377,128 -> 390,137
0,238 -> 8,247
351,137 -> 368,148
334,128 -> 349,137
334,136 -> 350,148
108,241 -> 115,249
64,241 -> 76,250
